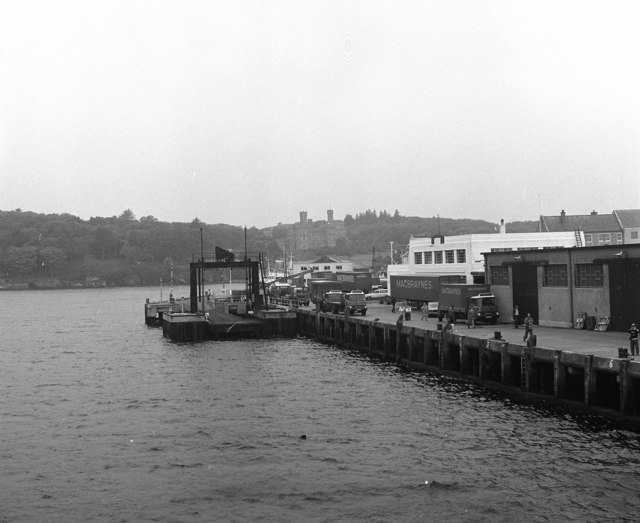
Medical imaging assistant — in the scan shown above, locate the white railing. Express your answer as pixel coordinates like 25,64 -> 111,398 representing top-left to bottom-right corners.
266,296 -> 309,309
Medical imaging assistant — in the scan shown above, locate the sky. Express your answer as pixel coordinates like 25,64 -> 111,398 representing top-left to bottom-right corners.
1,0 -> 639,229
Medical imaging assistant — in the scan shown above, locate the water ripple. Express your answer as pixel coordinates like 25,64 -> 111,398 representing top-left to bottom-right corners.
1,287 -> 639,522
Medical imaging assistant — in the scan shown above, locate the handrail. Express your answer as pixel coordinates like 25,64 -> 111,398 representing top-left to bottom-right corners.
266,296 -> 309,309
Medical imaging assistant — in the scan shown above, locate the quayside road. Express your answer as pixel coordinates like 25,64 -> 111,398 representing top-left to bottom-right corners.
304,301 -> 633,360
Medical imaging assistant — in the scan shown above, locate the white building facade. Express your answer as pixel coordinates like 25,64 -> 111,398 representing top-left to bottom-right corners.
388,224 -> 583,284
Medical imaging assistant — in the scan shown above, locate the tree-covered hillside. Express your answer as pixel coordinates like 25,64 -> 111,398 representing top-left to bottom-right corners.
0,209 -> 280,288
0,208 -> 536,288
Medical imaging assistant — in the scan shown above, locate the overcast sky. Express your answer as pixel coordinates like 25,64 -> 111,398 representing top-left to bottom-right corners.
1,1 -> 639,228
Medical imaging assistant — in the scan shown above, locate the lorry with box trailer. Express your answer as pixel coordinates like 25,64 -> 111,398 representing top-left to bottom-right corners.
437,283 -> 499,324
389,274 -> 466,310
334,271 -> 375,293
389,275 -> 442,303
308,271 -> 374,292
309,280 -> 339,306
309,273 -> 374,302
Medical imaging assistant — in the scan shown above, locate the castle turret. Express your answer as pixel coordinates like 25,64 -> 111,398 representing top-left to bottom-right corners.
327,209 -> 334,223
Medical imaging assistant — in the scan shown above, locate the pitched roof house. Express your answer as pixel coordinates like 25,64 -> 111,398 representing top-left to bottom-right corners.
536,210 -> 623,246
613,209 -> 640,244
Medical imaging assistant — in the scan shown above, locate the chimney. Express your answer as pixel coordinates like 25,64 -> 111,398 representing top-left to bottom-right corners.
560,210 -> 566,224
299,211 -> 308,224
327,209 -> 334,223
499,219 -> 506,234
591,210 -> 598,215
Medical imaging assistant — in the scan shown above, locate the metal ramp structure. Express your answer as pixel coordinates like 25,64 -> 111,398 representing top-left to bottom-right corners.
189,247 -> 264,314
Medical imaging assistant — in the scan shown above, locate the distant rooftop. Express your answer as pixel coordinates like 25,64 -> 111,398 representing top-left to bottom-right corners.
537,210 -> 621,233
614,209 -> 640,228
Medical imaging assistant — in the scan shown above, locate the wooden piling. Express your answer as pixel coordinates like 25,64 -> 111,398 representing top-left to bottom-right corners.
294,309 -> 640,426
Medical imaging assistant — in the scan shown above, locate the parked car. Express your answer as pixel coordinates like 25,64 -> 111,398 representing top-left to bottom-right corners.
365,288 -> 389,301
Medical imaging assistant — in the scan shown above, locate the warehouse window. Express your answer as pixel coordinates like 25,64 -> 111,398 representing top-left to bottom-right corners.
543,264 -> 568,287
616,233 -> 622,243
575,263 -> 603,287
631,231 -> 638,239
414,252 -> 422,264
335,265 -> 342,270
434,251 -> 443,264
456,249 -> 466,263
584,233 -> 593,246
445,250 -> 455,263
424,251 -> 432,264
598,233 -> 611,245
490,266 -> 509,286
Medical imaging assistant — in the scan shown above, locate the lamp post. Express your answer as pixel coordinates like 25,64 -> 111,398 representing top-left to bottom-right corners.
389,241 -> 394,264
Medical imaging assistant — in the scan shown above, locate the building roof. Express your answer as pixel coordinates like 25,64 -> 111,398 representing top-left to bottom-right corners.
306,255 -> 347,264
537,212 -> 621,233
614,209 -> 640,228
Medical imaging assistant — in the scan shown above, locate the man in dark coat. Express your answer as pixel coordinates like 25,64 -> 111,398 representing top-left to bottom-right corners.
630,323 -> 639,356
523,313 -> 534,342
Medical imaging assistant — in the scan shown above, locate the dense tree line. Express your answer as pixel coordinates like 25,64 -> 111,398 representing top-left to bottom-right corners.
0,209 -> 280,288
0,208 -> 535,288
330,209 -> 534,261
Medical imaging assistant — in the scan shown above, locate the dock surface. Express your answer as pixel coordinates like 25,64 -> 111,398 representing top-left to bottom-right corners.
305,302 -> 632,359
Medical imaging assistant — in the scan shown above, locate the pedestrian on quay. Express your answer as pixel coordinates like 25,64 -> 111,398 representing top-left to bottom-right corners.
391,295 -> 397,313
420,304 -> 428,321
448,306 -> 455,324
523,313 -> 534,342
466,306 -> 475,329
513,305 -> 519,328
630,323 -> 639,356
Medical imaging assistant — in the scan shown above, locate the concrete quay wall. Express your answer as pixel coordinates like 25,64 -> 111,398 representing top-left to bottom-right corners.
296,309 -> 640,425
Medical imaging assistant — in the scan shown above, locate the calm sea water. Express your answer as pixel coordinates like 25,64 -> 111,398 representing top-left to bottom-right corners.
1,287 -> 640,522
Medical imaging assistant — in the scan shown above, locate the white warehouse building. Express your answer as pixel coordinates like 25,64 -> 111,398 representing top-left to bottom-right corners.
388,220 -> 583,284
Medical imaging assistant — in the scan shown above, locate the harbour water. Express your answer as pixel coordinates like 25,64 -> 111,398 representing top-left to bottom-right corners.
1,287 -> 640,522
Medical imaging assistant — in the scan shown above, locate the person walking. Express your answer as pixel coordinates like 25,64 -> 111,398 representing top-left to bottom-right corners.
448,306 -> 455,324
420,304 -> 428,321
513,305 -> 519,328
391,296 -> 397,313
523,313 -> 534,342
630,323 -> 639,356
466,306 -> 475,329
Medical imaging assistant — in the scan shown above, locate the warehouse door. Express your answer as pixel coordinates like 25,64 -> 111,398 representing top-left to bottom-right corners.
609,259 -> 640,332
512,264 -> 539,324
